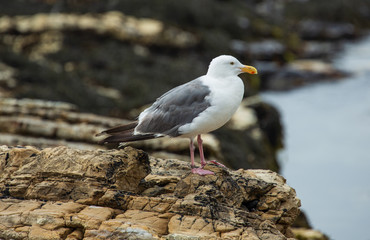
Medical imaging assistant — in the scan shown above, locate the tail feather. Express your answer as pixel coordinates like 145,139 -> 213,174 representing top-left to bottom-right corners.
97,121 -> 159,144
99,132 -> 156,144
96,121 -> 138,137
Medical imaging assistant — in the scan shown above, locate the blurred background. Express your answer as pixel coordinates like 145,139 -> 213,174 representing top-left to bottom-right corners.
0,0 -> 369,239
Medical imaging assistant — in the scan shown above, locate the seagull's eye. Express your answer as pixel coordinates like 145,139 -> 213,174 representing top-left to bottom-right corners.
230,62 -> 234,65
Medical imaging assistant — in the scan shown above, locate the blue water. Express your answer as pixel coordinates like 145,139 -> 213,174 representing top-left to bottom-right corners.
262,36 -> 370,240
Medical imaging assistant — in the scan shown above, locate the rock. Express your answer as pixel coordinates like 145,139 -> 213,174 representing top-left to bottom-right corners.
0,12 -> 198,48
0,145 -> 301,239
0,63 -> 17,97
291,228 -> 329,240
231,39 -> 286,60
290,211 -> 329,240
0,145 -> 150,202
262,59 -> 348,91
301,41 -> 340,59
288,60 -> 340,75
0,98 -> 125,149
292,211 -> 312,229
0,133 -> 102,150
299,20 -> 356,40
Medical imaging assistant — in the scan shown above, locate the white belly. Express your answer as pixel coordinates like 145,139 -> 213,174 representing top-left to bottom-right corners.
178,76 -> 244,138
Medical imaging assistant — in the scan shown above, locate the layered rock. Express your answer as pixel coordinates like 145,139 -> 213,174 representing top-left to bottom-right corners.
0,97 -> 283,171
0,145 -> 300,239
0,12 -> 197,48
0,98 -> 123,148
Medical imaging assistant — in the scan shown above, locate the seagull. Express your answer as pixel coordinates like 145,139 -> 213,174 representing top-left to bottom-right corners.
97,55 -> 257,175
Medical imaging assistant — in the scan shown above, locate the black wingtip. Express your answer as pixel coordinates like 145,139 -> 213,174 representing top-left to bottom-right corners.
95,121 -> 138,138
96,121 -> 162,144
102,121 -> 138,135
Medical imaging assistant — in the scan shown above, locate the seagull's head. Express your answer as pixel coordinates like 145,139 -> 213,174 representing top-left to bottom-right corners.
206,55 -> 258,78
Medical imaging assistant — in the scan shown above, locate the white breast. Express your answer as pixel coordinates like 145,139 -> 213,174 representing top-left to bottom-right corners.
178,76 -> 244,138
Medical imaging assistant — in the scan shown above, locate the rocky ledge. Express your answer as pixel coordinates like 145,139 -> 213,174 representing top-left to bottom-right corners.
0,145 -> 300,240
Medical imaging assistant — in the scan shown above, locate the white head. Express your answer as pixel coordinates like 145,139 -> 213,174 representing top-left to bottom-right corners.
206,55 -> 257,78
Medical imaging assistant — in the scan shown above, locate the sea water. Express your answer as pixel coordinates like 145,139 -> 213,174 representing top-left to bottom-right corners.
261,36 -> 370,240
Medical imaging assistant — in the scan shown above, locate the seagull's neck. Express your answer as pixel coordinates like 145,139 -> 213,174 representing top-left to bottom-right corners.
201,74 -> 244,95
204,72 -> 242,84
206,71 -> 238,79
206,66 -> 231,78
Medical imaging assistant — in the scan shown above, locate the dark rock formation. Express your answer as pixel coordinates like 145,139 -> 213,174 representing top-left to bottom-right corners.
299,20 -> 356,40
259,60 -> 348,91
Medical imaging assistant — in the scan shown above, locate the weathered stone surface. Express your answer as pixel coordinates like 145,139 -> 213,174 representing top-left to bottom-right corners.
0,145 -> 300,239
0,145 -> 150,202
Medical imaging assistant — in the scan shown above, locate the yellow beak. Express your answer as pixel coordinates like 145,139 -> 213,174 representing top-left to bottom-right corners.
241,65 -> 258,74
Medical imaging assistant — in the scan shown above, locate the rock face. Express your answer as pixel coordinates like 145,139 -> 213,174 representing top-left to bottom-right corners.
0,145 -> 300,240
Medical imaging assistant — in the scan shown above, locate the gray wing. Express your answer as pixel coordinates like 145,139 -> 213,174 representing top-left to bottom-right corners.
136,78 -> 211,137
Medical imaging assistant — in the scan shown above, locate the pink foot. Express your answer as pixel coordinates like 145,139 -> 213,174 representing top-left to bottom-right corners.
191,168 -> 214,176
207,160 -> 226,168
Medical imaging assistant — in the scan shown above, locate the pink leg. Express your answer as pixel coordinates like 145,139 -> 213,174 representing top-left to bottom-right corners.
197,135 -> 226,168
189,138 -> 195,168
197,135 -> 207,167
189,137 -> 214,176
